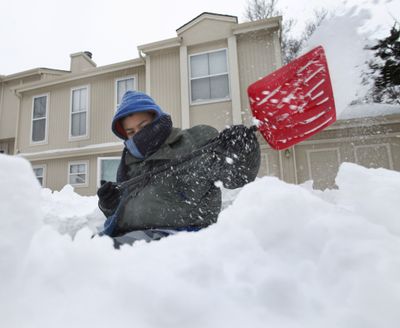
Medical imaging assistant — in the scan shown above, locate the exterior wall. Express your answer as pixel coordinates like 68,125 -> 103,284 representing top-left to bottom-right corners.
148,48 -> 182,126
237,29 -> 281,126
1,80 -> 30,140
188,40 -> 233,129
270,115 -> 400,190
31,151 -> 122,196
179,18 -> 236,46
16,66 -> 145,154
0,139 -> 14,154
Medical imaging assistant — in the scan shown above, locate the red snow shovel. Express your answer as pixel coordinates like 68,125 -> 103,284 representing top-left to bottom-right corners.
247,46 -> 336,150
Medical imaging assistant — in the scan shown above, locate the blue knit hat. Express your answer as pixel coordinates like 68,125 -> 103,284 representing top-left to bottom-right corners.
112,91 -> 167,139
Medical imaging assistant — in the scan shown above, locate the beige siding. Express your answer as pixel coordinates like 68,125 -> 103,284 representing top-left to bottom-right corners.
259,144 -> 281,178
237,30 -> 280,126
291,118 -> 400,189
0,139 -> 14,154
190,101 -> 232,130
188,40 -> 232,130
149,49 -> 182,126
1,80 -> 21,139
31,151 -> 122,196
179,19 -> 235,46
17,67 -> 145,154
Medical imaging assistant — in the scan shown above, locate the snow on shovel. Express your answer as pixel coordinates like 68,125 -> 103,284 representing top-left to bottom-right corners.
247,46 -> 336,150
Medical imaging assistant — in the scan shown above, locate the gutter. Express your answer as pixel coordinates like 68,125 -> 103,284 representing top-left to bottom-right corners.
0,79 -> 4,130
15,58 -> 145,94
18,141 -> 124,161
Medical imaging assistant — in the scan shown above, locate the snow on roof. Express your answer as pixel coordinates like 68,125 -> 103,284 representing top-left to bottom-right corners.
338,103 -> 400,120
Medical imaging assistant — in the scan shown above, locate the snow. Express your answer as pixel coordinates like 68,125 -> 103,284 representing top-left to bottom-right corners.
338,103 -> 400,120
18,141 -> 123,158
304,0 -> 400,115
1,153 -> 400,327
2,1 -> 400,326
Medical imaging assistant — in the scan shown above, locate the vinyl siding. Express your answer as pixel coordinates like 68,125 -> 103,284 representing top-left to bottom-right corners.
149,49 -> 182,126
16,67 -> 145,154
31,151 -> 122,196
237,29 -> 280,126
188,40 -> 232,130
179,18 -> 235,46
0,80 -> 22,139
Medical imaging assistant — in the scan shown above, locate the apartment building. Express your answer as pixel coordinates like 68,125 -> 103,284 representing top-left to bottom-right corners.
1,12 -> 399,195
1,13 -> 282,195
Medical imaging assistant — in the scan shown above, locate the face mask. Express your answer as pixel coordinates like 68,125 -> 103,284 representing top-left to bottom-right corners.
124,115 -> 172,159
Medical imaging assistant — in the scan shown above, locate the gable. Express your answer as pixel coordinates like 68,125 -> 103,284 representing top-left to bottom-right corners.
178,15 -> 237,46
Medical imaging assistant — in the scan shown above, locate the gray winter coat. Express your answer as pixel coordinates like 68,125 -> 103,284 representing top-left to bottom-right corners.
104,125 -> 260,236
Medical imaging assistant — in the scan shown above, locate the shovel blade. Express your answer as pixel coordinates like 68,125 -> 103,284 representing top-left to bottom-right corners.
247,46 -> 336,150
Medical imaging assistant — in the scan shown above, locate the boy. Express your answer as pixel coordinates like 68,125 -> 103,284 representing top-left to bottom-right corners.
98,91 -> 260,245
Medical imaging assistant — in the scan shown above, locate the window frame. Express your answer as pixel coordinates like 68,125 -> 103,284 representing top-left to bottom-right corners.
30,93 -> 49,145
114,75 -> 137,109
67,160 -> 89,188
97,156 -> 121,188
69,85 -> 90,141
188,48 -> 231,106
32,164 -> 47,187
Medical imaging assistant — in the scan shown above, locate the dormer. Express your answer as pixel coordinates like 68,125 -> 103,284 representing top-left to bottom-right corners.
70,51 -> 97,73
176,12 -> 238,46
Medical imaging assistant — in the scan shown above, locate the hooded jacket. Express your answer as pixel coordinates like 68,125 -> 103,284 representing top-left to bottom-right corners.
103,124 -> 260,236
100,91 -> 260,236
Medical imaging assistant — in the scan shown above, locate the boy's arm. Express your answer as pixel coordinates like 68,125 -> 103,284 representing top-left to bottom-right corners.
213,125 -> 261,189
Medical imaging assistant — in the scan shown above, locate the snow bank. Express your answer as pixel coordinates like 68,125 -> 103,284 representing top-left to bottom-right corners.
304,0 -> 400,115
1,153 -> 400,328
304,6 -> 371,115
338,103 -> 400,120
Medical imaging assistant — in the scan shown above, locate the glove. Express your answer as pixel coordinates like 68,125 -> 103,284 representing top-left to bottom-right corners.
218,125 -> 258,154
97,180 -> 121,211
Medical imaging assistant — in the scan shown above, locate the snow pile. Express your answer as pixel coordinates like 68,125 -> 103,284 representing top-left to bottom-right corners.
338,103 -> 400,120
0,155 -> 42,282
1,154 -> 400,328
304,0 -> 399,115
305,6 -> 371,114
40,185 -> 102,236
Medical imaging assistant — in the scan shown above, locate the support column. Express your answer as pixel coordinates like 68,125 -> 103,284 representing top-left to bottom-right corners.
179,45 -> 190,129
228,35 -> 242,125
145,55 -> 151,95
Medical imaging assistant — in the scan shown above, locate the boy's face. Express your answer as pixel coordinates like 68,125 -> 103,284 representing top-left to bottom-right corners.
122,111 -> 155,139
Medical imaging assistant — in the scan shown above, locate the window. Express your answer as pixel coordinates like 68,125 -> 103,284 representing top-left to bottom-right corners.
32,95 -> 48,143
68,161 -> 88,186
33,165 -> 46,186
189,49 -> 230,104
116,76 -> 136,107
97,157 -> 120,187
70,86 -> 89,138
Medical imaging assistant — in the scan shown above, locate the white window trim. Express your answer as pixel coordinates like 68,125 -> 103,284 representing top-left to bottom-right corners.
30,93 -> 49,146
32,164 -> 47,187
114,75 -> 138,110
97,156 -> 120,188
69,85 -> 90,141
188,48 -> 231,106
68,160 -> 89,188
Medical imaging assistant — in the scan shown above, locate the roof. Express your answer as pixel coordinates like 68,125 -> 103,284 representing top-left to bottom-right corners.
15,57 -> 144,94
176,12 -> 238,34
0,68 -> 70,82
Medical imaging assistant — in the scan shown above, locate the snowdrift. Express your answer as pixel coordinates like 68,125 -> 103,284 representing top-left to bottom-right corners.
1,153 -> 400,328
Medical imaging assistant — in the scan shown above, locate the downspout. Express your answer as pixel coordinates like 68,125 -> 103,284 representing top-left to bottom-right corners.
139,49 -> 151,95
13,89 -> 22,155
0,79 -> 4,127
